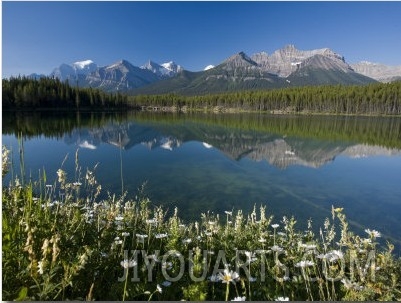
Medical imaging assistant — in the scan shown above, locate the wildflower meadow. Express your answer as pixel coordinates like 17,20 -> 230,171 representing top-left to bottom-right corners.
2,145 -> 401,301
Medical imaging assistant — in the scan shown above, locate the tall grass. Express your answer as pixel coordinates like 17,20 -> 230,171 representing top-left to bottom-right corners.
2,145 -> 401,301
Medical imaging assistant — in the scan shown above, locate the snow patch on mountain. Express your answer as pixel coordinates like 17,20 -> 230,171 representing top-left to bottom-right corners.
50,59 -> 98,81
73,60 -> 95,69
141,60 -> 183,77
204,65 -> 215,71
161,61 -> 183,73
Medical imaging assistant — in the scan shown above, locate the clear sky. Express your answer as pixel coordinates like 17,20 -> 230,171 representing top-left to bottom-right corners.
2,1 -> 401,78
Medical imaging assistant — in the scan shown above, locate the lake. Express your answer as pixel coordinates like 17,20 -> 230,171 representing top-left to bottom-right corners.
2,111 -> 401,250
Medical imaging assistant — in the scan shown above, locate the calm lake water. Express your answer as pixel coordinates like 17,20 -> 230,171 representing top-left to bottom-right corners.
3,111 -> 401,249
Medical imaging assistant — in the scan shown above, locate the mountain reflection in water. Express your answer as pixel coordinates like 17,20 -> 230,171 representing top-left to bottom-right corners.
64,119 -> 401,169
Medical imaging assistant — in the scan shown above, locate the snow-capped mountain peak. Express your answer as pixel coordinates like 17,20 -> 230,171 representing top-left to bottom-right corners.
142,60 -> 159,69
50,59 -> 98,81
161,61 -> 183,73
73,60 -> 95,69
141,60 -> 183,77
140,60 -> 165,75
72,60 -> 98,75
204,65 -> 215,71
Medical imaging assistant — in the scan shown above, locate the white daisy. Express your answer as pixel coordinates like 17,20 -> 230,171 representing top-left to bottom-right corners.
37,261 -> 44,275
271,245 -> 284,252
365,229 -> 381,238
218,269 -> 240,284
299,242 -> 317,250
295,260 -> 314,268
325,250 -> 343,262
231,296 -> 246,301
162,261 -> 173,270
245,251 -> 257,262
136,234 -> 148,239
275,296 -> 289,301
120,259 -> 137,268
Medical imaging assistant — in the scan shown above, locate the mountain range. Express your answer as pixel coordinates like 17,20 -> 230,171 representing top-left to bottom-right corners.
29,45 -> 401,95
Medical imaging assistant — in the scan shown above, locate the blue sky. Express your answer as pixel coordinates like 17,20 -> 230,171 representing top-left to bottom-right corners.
2,1 -> 401,78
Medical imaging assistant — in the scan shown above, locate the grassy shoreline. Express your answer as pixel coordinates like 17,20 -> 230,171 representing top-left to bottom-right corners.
2,146 -> 401,301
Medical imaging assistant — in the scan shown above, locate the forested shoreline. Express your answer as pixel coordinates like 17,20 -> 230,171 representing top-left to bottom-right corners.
2,77 -> 131,110
2,76 -> 401,115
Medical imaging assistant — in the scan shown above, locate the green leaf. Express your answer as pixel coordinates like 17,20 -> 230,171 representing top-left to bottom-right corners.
16,286 -> 28,301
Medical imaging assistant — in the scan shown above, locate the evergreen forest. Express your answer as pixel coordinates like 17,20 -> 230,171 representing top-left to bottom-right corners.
2,77 -> 129,110
3,76 -> 401,115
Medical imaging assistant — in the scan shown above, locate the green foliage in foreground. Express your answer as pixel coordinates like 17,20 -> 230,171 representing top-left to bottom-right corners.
2,146 -> 401,301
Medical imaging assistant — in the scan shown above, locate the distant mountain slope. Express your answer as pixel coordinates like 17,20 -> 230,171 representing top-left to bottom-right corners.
251,44 -> 347,77
130,70 -> 202,95
44,59 -> 183,92
287,55 -> 377,86
351,61 -> 401,83
141,60 -> 183,78
85,60 -> 160,91
50,60 -> 98,81
131,52 -> 287,95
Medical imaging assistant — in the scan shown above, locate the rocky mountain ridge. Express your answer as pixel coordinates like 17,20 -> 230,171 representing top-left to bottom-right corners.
251,44 -> 347,77
141,60 -> 183,78
133,46 -> 377,95
50,60 -> 98,81
85,60 -> 160,91
27,45 -> 401,93
43,58 -> 183,92
350,61 -> 401,83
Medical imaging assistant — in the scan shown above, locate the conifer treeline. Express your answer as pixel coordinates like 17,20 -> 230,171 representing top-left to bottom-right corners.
132,82 -> 401,115
3,76 -> 401,115
2,76 -> 130,109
